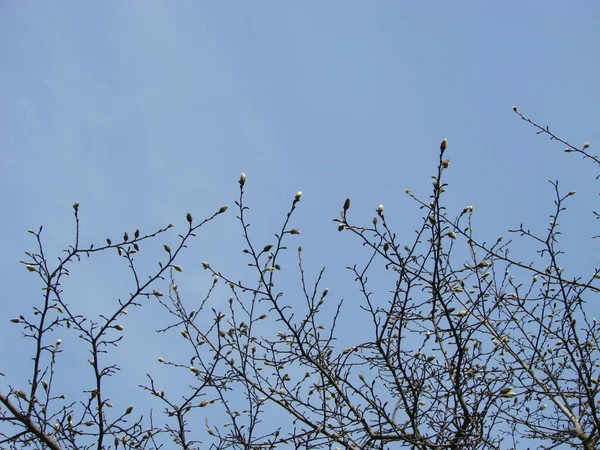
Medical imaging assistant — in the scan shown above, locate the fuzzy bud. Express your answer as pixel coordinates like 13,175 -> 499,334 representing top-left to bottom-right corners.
512,106 -> 518,112
163,244 -> 171,253
376,204 -> 384,214
295,191 -> 303,201
186,212 -> 193,223
239,173 -> 247,186
201,261 -> 210,269
218,205 -> 229,214
343,197 -> 351,212
173,265 -> 183,272
73,201 -> 79,210
115,324 -> 124,331
440,138 -> 448,152
125,405 -> 134,415
583,142 -> 591,149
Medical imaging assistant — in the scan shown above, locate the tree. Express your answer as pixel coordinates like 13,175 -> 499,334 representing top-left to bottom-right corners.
2,109 -> 599,450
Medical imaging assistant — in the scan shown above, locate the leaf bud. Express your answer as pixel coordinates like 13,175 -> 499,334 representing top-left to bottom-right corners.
163,244 -> 171,253
125,405 -> 134,415
186,212 -> 193,223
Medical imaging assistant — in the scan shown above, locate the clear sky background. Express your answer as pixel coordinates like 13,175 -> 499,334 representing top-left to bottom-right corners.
1,2 -> 599,447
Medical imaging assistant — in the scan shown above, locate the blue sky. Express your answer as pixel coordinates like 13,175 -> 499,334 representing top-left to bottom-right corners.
1,2 -> 599,446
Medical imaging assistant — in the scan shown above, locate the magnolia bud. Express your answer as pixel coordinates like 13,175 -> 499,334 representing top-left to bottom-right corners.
376,204 -> 384,214
218,205 -> 228,214
73,201 -> 79,210
186,212 -> 193,223
440,138 -> 448,152
239,173 -> 247,186
295,191 -> 303,201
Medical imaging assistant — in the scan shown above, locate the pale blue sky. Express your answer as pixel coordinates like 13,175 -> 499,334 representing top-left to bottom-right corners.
1,2 -> 599,446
